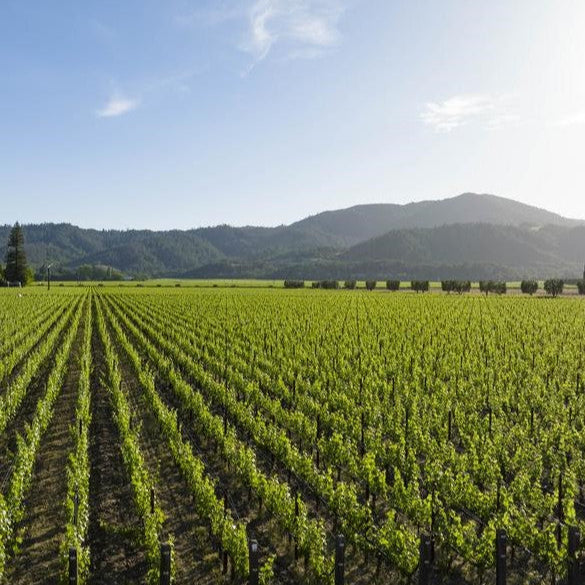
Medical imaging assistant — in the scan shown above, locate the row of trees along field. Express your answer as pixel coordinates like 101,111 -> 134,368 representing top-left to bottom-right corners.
285,278 -> 585,295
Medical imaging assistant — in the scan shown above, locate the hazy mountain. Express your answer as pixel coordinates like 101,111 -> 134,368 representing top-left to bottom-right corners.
192,193 -> 583,256
1,193 -> 584,279
290,193 -> 582,246
343,223 -> 584,276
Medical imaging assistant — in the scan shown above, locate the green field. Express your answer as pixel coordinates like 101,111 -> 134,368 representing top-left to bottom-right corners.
0,286 -> 584,583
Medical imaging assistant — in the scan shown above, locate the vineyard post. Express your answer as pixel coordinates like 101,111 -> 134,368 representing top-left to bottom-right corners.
160,543 -> 171,585
249,539 -> 259,585
335,534 -> 345,585
418,534 -> 432,585
294,493 -> 299,560
496,529 -> 507,585
557,473 -> 564,548
223,550 -> 228,575
68,547 -> 77,585
568,526 -> 580,585
150,487 -> 155,515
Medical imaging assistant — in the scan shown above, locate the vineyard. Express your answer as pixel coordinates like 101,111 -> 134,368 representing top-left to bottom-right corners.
0,286 -> 585,584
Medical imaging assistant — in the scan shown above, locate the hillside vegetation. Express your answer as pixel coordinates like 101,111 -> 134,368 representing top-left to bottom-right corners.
2,193 -> 584,280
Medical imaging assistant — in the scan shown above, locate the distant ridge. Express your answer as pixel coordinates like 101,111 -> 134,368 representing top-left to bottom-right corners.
290,193 -> 582,246
2,193 -> 583,280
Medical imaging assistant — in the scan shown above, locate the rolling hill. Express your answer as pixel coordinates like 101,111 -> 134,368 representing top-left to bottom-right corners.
2,193 -> 584,280
288,193 -> 582,245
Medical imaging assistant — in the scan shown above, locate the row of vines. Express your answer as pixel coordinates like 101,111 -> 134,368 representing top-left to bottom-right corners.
0,286 -> 584,583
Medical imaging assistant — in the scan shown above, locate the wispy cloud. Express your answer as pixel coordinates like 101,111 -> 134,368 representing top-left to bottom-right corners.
552,111 -> 585,127
420,94 -> 516,133
96,94 -> 139,118
243,0 -> 345,63
175,1 -> 346,71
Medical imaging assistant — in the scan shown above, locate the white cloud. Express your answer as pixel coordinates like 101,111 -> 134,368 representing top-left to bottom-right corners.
96,94 -> 139,118
420,94 -> 516,133
552,111 -> 585,127
243,0 -> 344,63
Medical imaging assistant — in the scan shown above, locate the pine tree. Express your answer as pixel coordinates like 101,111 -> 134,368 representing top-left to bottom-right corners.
5,223 -> 29,285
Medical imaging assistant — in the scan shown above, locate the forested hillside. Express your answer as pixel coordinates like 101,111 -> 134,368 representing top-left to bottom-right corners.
2,193 -> 584,280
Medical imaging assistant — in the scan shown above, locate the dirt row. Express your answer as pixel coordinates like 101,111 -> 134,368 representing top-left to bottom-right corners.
2,290 -> 388,583
86,299 -> 147,585
100,294 -> 336,584
1,298 -> 147,584
5,307 -> 84,584
0,303 -> 75,490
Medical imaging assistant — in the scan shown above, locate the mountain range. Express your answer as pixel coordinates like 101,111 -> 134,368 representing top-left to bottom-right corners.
2,193 -> 585,281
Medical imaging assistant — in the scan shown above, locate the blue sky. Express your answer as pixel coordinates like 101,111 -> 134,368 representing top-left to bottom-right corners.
2,0 -> 585,229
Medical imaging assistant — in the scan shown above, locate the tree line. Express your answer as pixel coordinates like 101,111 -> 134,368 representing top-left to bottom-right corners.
284,278 -> 585,296
2,225 -> 584,296
0,224 -> 124,287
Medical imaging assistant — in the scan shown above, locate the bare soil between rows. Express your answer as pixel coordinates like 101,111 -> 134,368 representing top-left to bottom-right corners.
4,307 -> 85,584
104,306 -> 224,585
87,300 -> 148,585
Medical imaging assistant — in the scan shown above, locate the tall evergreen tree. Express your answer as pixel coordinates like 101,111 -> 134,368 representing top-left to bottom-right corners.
5,223 -> 29,284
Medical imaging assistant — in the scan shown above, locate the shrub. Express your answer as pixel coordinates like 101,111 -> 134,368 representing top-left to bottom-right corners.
312,281 -> 339,289
318,280 -> 339,289
493,281 -> 507,295
344,280 -> 357,289
454,281 -> 471,294
284,280 -> 305,289
520,280 -> 538,295
577,280 -> 585,295
386,280 -> 400,291
441,280 -> 470,294
411,280 -> 430,293
479,281 -> 507,295
365,280 -> 377,291
544,279 -> 564,297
